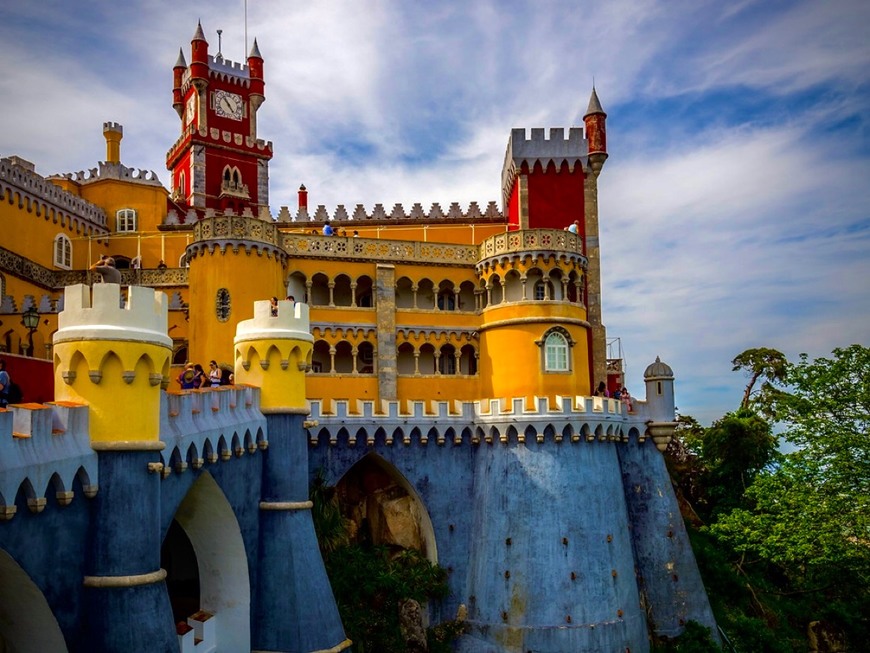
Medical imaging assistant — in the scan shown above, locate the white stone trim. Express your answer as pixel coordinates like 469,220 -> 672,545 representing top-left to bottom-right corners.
83,568 -> 166,588
259,500 -> 313,511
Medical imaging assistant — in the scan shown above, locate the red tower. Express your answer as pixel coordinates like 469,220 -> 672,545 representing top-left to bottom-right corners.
499,87 -> 610,386
166,23 -> 273,217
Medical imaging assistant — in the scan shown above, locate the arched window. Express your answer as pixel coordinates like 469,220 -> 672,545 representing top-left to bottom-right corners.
116,208 -> 137,232
538,327 -> 574,373
544,331 -> 569,371
53,234 -> 72,269
215,288 -> 231,322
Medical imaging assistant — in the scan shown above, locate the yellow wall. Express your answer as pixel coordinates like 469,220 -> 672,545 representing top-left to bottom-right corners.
187,246 -> 286,367
478,301 -> 591,402
53,339 -> 170,444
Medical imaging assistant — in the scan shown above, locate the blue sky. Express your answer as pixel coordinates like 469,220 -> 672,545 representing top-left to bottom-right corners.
1,0 -> 868,423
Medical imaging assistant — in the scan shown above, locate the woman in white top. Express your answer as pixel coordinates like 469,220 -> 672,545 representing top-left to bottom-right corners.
208,360 -> 221,387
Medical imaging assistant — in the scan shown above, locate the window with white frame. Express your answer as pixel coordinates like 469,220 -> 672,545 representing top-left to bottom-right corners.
116,208 -> 137,232
53,234 -> 72,269
539,327 -> 573,373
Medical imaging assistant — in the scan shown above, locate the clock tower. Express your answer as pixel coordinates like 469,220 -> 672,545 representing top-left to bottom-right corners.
167,22 -> 273,217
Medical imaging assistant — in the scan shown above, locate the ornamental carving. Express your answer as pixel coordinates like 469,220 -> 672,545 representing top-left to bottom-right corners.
0,245 -> 189,290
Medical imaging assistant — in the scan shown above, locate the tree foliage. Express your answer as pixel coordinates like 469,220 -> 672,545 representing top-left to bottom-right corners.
701,408 -> 779,514
731,347 -> 788,411
668,345 -> 870,650
310,473 -> 464,653
712,345 -> 870,596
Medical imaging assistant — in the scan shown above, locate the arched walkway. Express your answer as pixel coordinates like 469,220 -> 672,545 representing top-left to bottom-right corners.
0,549 -> 68,653
166,472 -> 250,651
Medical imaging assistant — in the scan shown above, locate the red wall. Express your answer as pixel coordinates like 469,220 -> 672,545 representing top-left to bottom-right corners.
507,184 -> 520,231
526,161 -> 585,234
2,354 -> 54,405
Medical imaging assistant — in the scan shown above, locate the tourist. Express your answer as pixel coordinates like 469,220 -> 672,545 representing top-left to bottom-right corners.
621,387 -> 633,412
192,363 -> 207,388
594,381 -> 609,397
270,296 -> 279,316
177,363 -> 196,389
90,255 -> 121,284
208,360 -> 221,387
566,220 -> 580,234
322,223 -> 334,236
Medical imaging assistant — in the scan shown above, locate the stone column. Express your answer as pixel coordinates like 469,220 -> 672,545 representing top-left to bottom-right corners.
584,164 -> 607,387
376,264 -> 397,402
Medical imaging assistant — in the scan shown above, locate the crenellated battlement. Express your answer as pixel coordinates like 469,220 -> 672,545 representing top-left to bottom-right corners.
501,126 -> 589,204
160,385 -> 267,473
307,393 -> 664,448
0,402 -> 98,519
53,162 -> 162,187
0,157 -> 108,230
54,284 -> 171,348
235,300 -> 313,346
208,54 -> 250,79
274,200 -> 503,224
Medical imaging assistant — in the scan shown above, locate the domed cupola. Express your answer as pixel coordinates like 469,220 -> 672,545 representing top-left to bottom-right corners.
644,356 -> 674,380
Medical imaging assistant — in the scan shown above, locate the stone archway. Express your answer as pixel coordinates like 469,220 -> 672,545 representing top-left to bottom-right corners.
0,549 -> 68,653
336,452 -> 438,563
166,472 -> 250,651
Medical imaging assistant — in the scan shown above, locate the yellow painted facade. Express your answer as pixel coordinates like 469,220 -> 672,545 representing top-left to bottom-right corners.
2,114 -> 604,412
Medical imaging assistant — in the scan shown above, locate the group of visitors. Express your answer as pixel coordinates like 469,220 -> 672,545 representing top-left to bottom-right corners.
177,360 -> 232,389
319,225 -> 359,237
593,381 -> 633,412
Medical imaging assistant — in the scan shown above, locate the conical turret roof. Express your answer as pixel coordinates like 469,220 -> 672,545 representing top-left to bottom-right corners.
249,38 -> 263,59
174,48 -> 187,68
584,87 -> 606,118
192,21 -> 207,43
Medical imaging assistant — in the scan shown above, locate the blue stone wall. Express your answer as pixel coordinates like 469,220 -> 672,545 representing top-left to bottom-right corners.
83,450 -> 177,653
618,438 -> 719,642
461,440 -> 647,653
158,452 -> 264,602
310,435 -> 477,624
0,476 -> 92,650
255,414 -> 346,653
311,437 -> 670,652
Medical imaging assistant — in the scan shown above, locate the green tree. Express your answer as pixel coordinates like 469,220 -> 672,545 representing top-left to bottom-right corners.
711,345 -> 870,644
731,347 -> 788,411
701,408 -> 779,514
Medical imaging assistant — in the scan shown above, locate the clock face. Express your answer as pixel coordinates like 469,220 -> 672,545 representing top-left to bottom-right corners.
215,90 -> 243,121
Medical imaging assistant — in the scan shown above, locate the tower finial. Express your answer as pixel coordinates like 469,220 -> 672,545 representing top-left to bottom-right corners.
216,29 -> 223,60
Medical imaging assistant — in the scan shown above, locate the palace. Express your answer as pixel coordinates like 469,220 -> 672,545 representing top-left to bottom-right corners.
0,22 -> 718,653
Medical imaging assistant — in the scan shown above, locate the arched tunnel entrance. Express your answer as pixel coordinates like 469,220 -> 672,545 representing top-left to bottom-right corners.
161,519 -> 200,624
161,472 -> 250,651
334,453 -> 437,562
0,549 -> 68,653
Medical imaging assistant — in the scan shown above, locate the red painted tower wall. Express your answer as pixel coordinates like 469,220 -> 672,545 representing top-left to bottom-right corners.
525,161 -> 586,234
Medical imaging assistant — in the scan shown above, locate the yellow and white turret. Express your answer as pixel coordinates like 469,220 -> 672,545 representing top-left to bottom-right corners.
52,283 -> 171,446
233,299 -> 312,412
